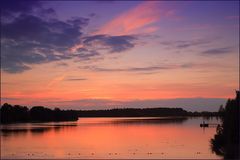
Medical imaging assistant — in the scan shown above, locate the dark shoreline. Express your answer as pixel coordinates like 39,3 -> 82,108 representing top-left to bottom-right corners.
77,108 -> 219,117
1,103 -> 219,124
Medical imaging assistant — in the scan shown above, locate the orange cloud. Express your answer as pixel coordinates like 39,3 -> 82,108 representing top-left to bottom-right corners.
97,1 -> 161,35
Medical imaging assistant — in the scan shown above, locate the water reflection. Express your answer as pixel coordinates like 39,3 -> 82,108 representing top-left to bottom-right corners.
111,117 -> 188,125
1,123 -> 77,137
1,117 -> 221,159
1,117 -> 186,136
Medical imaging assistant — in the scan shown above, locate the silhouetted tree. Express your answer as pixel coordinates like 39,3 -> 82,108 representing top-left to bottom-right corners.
218,105 -> 225,117
0,103 -> 30,123
0,104 -> 78,123
211,91 -> 239,159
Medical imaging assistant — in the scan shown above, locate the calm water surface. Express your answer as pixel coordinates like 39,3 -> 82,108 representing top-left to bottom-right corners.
1,117 -> 221,159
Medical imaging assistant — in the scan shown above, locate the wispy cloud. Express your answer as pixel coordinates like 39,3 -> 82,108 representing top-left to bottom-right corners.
81,63 -> 196,74
47,74 -> 66,88
1,97 -> 20,101
202,47 -> 233,55
97,1 -> 161,35
65,78 -> 87,81
160,38 -> 212,49
80,62 -> 231,74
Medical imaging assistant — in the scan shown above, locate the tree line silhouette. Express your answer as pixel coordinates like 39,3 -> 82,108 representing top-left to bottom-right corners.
1,103 -> 219,123
77,108 -> 218,117
0,103 -> 78,123
211,91 -> 239,159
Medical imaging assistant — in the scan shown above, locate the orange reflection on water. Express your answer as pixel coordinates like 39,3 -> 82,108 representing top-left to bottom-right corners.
1,117 -> 221,159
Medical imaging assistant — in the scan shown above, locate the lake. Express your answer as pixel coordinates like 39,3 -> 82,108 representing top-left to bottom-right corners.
1,117 -> 221,159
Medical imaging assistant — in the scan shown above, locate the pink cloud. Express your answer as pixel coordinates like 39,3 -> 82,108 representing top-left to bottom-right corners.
97,1 -> 161,35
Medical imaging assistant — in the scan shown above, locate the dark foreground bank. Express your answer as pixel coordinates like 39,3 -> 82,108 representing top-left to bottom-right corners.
211,91 -> 240,159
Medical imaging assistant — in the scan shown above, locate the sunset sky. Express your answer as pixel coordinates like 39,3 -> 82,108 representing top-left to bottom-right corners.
1,1 -> 239,111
